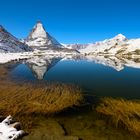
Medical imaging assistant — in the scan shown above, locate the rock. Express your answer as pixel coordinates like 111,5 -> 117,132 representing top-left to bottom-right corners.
10,122 -> 21,130
24,135 -> 79,140
23,118 -> 79,140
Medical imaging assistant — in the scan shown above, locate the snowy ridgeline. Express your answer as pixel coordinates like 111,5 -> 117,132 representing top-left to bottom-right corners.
0,116 -> 25,140
64,34 -> 140,56
1,20 -> 140,56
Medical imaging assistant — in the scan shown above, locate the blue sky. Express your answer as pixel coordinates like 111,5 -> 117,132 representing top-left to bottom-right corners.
0,0 -> 140,43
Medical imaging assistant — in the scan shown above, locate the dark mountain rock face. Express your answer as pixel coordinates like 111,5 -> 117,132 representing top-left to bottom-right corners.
0,25 -> 31,53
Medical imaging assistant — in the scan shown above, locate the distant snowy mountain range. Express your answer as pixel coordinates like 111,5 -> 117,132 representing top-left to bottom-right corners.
0,21 -> 140,56
64,34 -> 140,56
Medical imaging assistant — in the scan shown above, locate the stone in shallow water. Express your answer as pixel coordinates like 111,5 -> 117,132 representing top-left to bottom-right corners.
23,118 -> 79,140
24,135 -> 79,140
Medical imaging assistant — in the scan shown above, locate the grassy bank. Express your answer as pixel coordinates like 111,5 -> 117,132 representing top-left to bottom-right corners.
96,97 -> 140,137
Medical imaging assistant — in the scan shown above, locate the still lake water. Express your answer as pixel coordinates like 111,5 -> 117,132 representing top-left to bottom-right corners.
1,56 -> 140,139
9,57 -> 140,99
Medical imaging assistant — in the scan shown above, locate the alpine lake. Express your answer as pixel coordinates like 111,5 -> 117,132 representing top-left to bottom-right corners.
1,54 -> 140,140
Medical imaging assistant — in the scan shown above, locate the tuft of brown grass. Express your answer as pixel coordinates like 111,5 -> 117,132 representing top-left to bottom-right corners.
0,81 -> 83,130
0,65 -> 84,130
96,97 -> 140,137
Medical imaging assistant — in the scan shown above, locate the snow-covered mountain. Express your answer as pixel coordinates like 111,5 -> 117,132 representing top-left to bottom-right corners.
63,34 -> 140,57
63,34 -> 128,53
79,34 -> 128,54
1,21 -> 140,57
25,21 -> 62,48
0,25 -> 30,53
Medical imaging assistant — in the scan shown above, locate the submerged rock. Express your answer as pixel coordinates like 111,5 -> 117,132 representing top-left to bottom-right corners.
23,118 -> 79,140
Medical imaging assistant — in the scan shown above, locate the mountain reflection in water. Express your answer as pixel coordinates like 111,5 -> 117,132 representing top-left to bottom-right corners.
3,55 -> 140,99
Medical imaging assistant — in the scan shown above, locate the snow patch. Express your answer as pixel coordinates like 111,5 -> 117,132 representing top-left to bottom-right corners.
0,116 -> 25,140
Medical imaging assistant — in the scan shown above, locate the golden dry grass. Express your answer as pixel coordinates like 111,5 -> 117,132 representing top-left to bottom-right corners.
2,84 -> 83,115
96,97 -> 140,137
0,64 -> 84,130
0,80 -> 83,129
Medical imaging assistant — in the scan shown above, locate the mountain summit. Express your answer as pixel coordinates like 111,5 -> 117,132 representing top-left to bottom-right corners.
111,34 -> 127,42
28,21 -> 47,40
25,21 -> 62,48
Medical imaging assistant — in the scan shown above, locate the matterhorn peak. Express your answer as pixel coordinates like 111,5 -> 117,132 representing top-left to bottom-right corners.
28,21 -> 47,40
25,21 -> 62,48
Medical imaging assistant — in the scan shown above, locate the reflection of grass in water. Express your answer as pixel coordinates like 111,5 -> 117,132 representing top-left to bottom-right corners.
0,82 -> 83,130
96,97 -> 140,137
